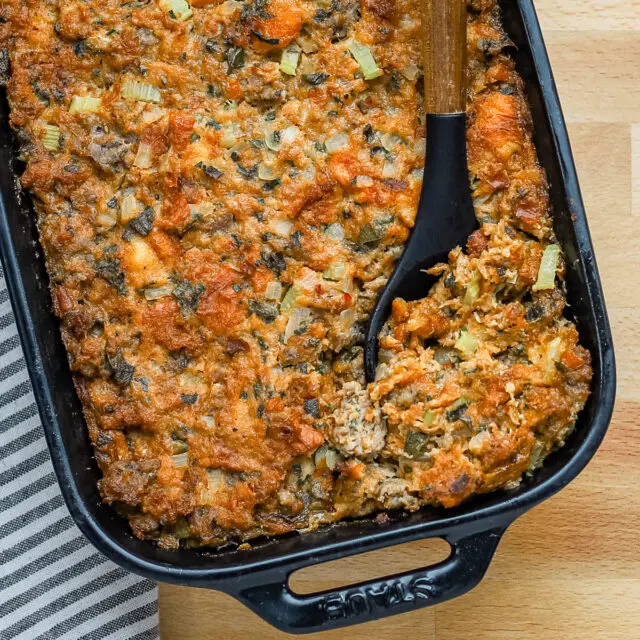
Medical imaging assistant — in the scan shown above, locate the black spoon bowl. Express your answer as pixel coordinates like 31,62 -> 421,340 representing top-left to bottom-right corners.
364,0 -> 477,382
364,113 -> 477,381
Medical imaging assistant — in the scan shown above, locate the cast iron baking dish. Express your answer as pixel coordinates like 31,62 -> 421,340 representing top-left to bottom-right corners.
0,0 -> 616,633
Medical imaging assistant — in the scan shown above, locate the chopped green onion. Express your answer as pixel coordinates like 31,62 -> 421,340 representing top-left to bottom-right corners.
533,244 -> 561,291
464,271 -> 481,306
347,39 -> 383,80
279,44 -> 301,76
160,0 -> 192,20
69,95 -> 102,114
423,408 -> 434,425
280,285 -> 299,311
121,80 -> 162,103
455,330 -> 479,354
41,124 -> 61,151
323,262 -> 346,281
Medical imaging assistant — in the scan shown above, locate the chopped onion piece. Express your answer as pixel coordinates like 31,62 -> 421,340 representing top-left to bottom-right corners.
265,281 -> 283,300
296,35 -> 318,54
455,330 -> 479,354
325,132 -> 349,154
301,163 -> 316,181
133,142 -> 153,168
258,163 -> 277,180
69,95 -> 102,114
120,194 -> 139,222
272,219 -> 293,236
280,125 -> 300,145
324,448 -> 341,471
219,0 -> 240,15
355,175 -> 374,187
160,0 -> 192,21
297,457 -> 315,479
265,130 -> 281,151
172,452 -> 189,468
545,336 -> 563,374
144,284 -> 172,300
279,44 -> 301,75
200,415 -> 216,432
381,132 -> 403,149
401,62 -> 420,81
284,307 -> 312,343
347,40 -> 383,80
141,107 -> 164,123
220,124 -> 238,148
533,244 -> 560,291
323,262 -> 346,281
382,161 -> 396,178
325,222 -> 345,241
96,209 -> 117,231
338,308 -> 355,331
41,124 -> 61,151
121,80 -> 162,103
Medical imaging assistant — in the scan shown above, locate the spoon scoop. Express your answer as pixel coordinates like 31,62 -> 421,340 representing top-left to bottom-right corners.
364,0 -> 477,382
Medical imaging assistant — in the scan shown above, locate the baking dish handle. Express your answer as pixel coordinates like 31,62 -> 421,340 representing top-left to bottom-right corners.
230,526 -> 506,633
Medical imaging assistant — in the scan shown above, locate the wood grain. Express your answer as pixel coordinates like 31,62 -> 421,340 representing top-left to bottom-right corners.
422,0 -> 467,113
159,1 -> 640,637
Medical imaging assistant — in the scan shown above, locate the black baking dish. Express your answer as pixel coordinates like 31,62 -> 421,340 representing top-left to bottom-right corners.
0,0 -> 616,633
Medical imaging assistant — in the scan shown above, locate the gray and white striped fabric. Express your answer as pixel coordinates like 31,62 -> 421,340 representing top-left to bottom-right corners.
0,268 -> 159,640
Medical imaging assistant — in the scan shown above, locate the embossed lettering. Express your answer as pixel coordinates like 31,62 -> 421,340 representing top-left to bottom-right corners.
365,583 -> 390,608
323,595 -> 346,620
345,592 -> 370,616
410,576 -> 436,600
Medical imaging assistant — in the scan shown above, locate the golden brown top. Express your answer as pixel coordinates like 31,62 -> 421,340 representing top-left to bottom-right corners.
1,0 -> 591,549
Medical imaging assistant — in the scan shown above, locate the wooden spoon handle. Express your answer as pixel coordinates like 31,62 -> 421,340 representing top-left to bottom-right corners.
422,0 -> 467,114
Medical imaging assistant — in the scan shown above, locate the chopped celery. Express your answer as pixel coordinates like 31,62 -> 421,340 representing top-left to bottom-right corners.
41,124 -> 61,151
160,0 -> 192,21
423,408 -> 434,426
455,329 -> 479,354
533,244 -> 561,291
279,44 -> 301,76
347,40 -> 383,80
323,262 -> 346,281
464,271 -> 481,306
280,285 -> 299,311
121,80 -> 162,103
69,95 -> 102,114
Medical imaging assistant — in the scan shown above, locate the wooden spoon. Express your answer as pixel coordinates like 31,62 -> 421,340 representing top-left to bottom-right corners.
364,0 -> 477,382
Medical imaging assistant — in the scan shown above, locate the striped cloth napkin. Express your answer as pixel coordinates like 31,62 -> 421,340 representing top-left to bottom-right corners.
0,267 -> 159,640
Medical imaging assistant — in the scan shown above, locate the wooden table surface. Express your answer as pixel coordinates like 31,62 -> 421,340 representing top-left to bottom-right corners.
159,2 -> 640,637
